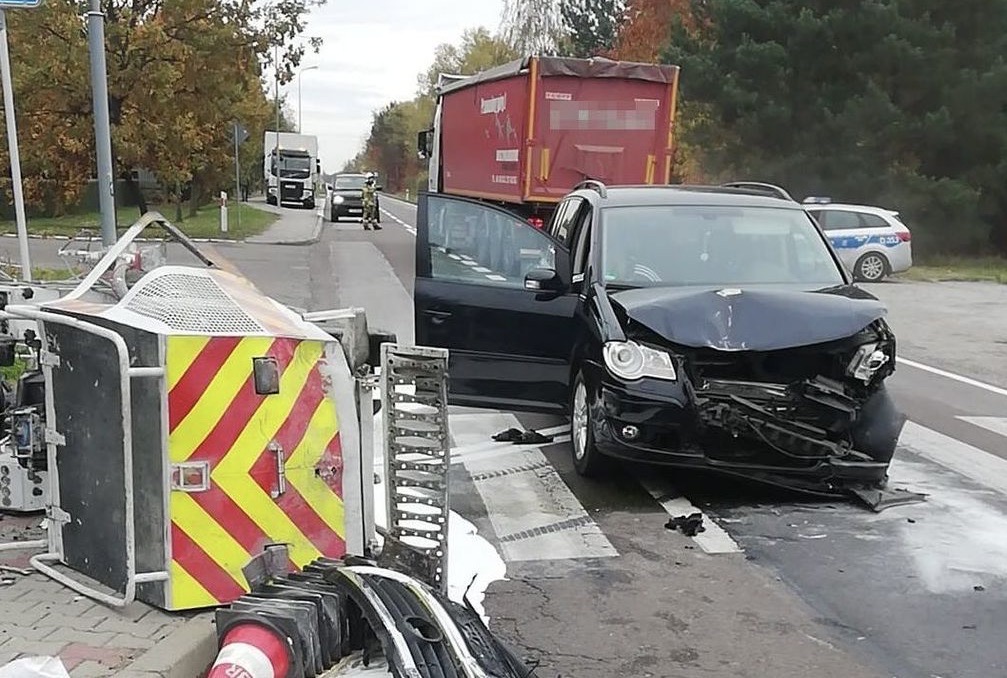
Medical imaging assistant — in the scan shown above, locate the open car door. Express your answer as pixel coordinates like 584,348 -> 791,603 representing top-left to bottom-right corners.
414,192 -> 578,413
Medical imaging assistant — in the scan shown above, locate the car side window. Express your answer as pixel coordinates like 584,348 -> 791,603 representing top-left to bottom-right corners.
548,200 -> 571,240
551,198 -> 583,244
572,209 -> 593,279
860,213 -> 889,228
426,196 -> 556,289
819,210 -> 862,230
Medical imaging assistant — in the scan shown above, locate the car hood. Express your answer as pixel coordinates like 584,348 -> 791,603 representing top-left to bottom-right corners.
333,188 -> 363,196
609,285 -> 887,351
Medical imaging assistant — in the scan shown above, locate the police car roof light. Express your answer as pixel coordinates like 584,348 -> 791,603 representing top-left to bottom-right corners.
802,196 -> 832,204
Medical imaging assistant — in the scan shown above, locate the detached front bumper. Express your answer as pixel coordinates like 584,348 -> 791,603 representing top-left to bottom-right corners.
589,369 -> 903,495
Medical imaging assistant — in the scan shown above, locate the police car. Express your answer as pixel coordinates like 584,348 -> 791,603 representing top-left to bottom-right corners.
802,198 -> 913,282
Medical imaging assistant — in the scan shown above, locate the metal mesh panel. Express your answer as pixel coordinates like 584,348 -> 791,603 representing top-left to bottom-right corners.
124,271 -> 265,334
378,344 -> 450,593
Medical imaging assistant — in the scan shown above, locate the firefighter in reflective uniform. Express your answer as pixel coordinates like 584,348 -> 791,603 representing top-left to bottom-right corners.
362,173 -> 381,230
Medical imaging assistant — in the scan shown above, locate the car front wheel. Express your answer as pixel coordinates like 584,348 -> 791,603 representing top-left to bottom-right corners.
570,372 -> 610,478
855,252 -> 889,282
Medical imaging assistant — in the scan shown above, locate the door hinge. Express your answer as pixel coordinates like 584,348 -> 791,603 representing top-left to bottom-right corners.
44,429 -> 65,446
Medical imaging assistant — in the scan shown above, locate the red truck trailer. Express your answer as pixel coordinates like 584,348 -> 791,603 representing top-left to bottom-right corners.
418,55 -> 681,223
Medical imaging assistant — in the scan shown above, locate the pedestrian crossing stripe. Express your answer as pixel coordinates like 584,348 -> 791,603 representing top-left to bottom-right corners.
166,335 -> 346,610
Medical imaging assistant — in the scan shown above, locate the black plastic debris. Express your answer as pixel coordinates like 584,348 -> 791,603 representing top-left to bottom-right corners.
214,553 -> 539,677
665,513 -> 706,537
492,428 -> 555,445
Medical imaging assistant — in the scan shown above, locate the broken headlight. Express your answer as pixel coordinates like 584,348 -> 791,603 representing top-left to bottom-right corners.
603,340 -> 677,381
847,342 -> 890,383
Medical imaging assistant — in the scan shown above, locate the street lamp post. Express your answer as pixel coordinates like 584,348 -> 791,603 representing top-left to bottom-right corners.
297,65 -> 318,133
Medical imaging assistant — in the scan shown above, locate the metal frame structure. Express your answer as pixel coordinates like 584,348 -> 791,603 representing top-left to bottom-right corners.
378,343 -> 451,594
0,306 -> 169,607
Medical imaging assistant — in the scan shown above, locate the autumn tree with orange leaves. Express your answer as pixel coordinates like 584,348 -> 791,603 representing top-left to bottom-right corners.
608,0 -> 695,63
0,1 -> 324,220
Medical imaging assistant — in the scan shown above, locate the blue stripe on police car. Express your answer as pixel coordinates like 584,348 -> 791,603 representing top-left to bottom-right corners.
829,234 -> 903,249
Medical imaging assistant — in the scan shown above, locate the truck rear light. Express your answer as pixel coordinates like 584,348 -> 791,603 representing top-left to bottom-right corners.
528,216 -> 544,229
897,231 -> 911,242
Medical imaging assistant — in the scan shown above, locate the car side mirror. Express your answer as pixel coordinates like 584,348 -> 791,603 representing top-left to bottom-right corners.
525,268 -> 564,292
376,185 -> 384,191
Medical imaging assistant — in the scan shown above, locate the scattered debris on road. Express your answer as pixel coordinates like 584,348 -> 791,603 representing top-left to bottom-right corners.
492,427 -> 555,444
665,512 -> 706,537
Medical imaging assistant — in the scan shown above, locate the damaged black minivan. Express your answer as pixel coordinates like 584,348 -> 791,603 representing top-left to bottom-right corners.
413,182 -> 906,496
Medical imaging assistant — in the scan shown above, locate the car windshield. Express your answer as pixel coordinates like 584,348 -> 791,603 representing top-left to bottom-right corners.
600,204 -> 845,288
335,175 -> 366,189
273,153 -> 311,179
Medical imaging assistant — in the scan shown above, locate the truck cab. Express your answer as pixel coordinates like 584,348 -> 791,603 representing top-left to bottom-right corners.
265,132 -> 321,209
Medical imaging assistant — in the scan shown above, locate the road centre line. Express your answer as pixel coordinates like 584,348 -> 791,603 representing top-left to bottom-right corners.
896,357 -> 1007,398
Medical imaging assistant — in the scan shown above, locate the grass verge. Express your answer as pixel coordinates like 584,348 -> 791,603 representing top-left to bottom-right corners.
895,256 -> 1007,284
2,266 -> 77,281
0,203 -> 278,240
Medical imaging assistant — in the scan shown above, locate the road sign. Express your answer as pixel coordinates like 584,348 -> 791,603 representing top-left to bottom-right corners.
0,1 -> 43,7
232,121 -> 249,145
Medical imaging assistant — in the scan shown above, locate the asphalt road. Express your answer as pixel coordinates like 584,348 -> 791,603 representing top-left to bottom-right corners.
5,198 -> 1006,677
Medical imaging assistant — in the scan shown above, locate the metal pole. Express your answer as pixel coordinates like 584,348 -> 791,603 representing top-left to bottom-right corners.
86,0 -> 117,247
233,123 -> 241,229
0,10 -> 32,282
273,43 -> 280,203
297,65 -> 317,135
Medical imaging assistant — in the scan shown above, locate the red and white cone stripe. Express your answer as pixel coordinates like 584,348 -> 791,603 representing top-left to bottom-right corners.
207,622 -> 292,678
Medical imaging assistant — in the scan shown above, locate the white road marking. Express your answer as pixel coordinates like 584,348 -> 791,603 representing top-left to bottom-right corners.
449,411 -> 618,562
379,207 -> 416,235
897,356 -> 1007,398
473,266 -> 491,273
957,416 -> 1007,438
486,274 -> 506,281
636,476 -> 743,554
898,420 -> 1007,497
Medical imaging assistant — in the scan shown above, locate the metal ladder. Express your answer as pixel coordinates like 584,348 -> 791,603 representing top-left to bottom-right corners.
378,343 -> 451,593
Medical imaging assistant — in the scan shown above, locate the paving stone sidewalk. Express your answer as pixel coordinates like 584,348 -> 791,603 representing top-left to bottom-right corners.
0,514 -> 216,677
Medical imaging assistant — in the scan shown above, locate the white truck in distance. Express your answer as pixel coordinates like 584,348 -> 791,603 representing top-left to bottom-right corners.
264,131 -> 320,209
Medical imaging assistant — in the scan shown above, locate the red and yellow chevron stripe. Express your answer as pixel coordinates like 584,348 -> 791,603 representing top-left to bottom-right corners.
166,335 -> 346,610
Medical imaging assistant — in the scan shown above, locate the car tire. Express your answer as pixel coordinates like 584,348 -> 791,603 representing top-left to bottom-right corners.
854,252 -> 889,282
570,371 -> 611,478
330,211 -> 339,223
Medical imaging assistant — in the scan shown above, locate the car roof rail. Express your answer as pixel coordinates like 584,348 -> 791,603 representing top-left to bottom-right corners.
573,179 -> 608,198
720,181 -> 795,202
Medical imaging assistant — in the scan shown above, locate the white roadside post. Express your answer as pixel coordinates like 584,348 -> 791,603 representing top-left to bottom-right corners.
220,191 -> 228,233
405,189 -> 410,201
0,0 -> 41,283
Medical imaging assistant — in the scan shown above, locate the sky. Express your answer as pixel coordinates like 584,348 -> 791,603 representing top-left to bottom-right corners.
284,0 -> 506,171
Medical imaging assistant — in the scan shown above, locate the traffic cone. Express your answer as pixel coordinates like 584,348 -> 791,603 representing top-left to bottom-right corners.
207,621 -> 292,678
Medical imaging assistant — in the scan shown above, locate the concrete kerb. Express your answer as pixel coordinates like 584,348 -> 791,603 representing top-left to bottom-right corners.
119,615 -> 217,678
